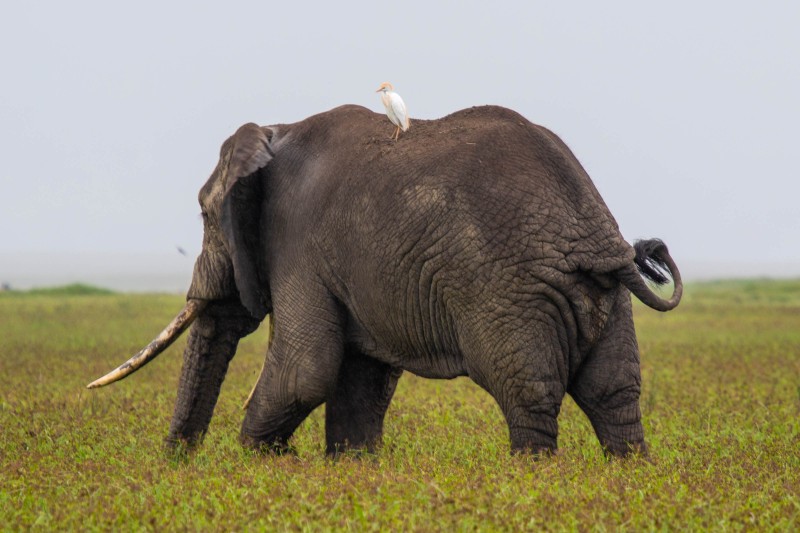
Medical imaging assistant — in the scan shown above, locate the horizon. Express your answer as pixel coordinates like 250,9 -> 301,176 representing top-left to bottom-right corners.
2,251 -> 797,293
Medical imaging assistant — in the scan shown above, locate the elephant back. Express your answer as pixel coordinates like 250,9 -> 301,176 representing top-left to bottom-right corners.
275,104 -> 635,278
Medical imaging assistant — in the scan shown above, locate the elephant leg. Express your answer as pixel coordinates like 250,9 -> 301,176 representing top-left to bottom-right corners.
167,299 -> 260,449
325,346 -> 403,456
240,293 -> 344,453
568,289 -> 647,457
464,308 -> 568,455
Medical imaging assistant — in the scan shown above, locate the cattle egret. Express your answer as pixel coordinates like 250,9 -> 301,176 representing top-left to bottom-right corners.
376,82 -> 410,140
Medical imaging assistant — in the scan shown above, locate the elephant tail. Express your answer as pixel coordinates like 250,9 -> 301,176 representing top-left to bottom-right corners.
618,238 -> 683,312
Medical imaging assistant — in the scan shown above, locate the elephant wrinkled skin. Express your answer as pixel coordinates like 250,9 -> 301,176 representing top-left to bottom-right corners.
89,104 -> 682,458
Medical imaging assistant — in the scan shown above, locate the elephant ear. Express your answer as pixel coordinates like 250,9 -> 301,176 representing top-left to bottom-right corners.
220,123 -> 274,320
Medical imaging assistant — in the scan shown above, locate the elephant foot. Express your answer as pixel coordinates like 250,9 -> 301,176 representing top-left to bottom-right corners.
162,436 -> 198,463
602,439 -> 649,459
326,438 -> 380,458
511,444 -> 560,459
326,443 -> 381,461
239,433 -> 296,456
164,432 -> 204,454
509,423 -> 559,458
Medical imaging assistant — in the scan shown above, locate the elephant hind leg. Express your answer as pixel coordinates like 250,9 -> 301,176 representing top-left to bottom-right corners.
325,346 -> 402,456
503,381 -> 565,455
568,289 -> 647,457
463,311 -> 569,455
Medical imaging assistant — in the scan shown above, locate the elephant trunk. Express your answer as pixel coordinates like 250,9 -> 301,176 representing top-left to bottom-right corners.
620,238 -> 683,312
166,300 -> 261,448
86,298 -> 208,389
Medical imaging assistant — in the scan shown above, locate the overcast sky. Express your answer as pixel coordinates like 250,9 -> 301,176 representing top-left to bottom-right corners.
2,1 -> 798,289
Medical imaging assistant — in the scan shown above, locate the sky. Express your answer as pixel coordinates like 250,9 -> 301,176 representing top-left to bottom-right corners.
1,1 -> 798,290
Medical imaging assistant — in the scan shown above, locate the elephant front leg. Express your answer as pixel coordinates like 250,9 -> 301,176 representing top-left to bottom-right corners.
240,293 -> 345,453
167,300 -> 261,449
325,346 -> 402,456
240,339 -> 343,453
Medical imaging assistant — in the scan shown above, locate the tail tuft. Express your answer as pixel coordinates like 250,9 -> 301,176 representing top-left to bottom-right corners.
622,238 -> 682,312
633,239 -> 672,285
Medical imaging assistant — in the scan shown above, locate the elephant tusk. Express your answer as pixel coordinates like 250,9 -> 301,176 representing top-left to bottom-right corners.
86,298 -> 208,389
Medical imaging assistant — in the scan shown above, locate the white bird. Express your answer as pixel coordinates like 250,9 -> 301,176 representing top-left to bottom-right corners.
376,82 -> 410,140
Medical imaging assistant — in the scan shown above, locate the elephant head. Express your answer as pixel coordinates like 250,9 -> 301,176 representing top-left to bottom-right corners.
89,104 -> 682,457
88,123 -> 276,446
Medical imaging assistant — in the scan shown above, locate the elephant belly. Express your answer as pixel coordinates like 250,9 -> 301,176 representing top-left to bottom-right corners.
346,322 -> 468,380
395,351 -> 468,380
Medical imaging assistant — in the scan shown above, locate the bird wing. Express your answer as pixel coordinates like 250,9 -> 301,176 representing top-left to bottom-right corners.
389,93 -> 410,131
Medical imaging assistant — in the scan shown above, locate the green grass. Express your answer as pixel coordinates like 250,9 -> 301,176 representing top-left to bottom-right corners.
5,282 -> 116,296
1,280 -> 799,530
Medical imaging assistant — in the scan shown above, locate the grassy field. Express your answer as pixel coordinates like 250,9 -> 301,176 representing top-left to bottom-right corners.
1,280 -> 798,530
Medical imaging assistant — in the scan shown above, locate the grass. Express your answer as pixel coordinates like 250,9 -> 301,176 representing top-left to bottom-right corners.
1,280 -> 799,530
5,282 -> 116,296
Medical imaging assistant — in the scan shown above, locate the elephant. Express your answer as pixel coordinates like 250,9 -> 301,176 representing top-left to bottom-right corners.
88,104 -> 682,458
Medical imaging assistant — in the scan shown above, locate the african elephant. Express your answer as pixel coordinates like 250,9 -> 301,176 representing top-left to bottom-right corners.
88,104 -> 682,457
